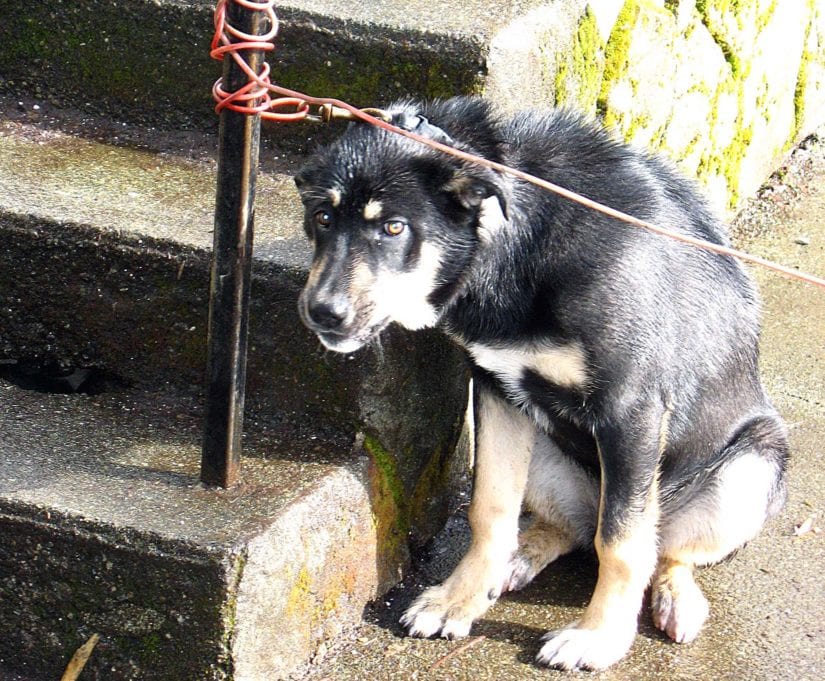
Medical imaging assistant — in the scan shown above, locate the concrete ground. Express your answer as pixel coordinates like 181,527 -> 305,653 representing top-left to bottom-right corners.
288,139 -> 825,681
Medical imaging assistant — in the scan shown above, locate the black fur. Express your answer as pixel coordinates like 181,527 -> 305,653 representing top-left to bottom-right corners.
295,97 -> 789,667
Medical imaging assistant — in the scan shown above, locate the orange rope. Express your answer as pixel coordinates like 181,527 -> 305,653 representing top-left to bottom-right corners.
210,0 -> 309,121
210,0 -> 825,291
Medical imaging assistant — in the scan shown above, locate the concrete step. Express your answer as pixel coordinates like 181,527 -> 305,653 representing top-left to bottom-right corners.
0,95 -> 466,465
0,378 -> 384,680
0,98 -> 470,678
2,0 -> 824,213
0,0 -> 506,152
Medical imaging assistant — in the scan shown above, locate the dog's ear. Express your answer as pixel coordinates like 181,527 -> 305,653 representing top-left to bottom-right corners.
444,166 -> 509,220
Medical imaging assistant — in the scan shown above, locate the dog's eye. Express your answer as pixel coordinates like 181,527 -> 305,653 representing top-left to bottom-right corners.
314,210 -> 333,228
383,219 -> 407,237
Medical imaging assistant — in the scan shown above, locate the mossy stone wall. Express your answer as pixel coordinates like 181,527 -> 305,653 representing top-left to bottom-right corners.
488,0 -> 825,213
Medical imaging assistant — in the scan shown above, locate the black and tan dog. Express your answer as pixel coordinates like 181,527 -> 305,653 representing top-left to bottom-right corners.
294,97 -> 788,670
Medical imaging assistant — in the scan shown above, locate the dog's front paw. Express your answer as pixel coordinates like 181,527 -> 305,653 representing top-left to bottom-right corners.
400,584 -> 489,640
536,622 -> 635,671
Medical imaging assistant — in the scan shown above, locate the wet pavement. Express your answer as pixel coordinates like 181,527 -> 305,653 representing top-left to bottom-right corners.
290,138 -> 825,681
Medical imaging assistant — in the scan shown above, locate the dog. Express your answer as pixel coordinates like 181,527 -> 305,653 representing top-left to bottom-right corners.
293,97 -> 788,670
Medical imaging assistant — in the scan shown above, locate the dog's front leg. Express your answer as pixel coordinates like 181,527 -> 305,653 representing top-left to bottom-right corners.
537,418 -> 661,670
401,386 -> 533,639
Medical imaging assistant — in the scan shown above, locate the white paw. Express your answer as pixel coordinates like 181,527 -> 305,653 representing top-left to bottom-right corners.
651,578 -> 709,643
537,623 -> 635,671
400,585 -> 484,640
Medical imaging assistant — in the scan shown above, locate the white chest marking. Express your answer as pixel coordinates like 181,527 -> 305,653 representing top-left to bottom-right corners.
467,341 -> 589,408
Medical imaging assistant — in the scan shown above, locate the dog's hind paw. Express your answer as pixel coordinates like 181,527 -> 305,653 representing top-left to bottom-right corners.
651,567 -> 709,643
502,520 -> 576,593
400,585 -> 481,640
537,623 -> 634,671
501,553 -> 540,592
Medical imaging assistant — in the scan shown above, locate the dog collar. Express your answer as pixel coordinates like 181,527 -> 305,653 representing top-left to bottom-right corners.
394,112 -> 454,145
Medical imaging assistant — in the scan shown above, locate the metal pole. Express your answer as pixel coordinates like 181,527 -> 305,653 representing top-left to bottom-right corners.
201,1 -> 264,488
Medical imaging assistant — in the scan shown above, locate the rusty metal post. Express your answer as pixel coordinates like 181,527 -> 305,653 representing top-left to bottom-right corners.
201,2 -> 265,487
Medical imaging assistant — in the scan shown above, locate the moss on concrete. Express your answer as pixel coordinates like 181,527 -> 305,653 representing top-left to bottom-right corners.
363,434 -> 410,584
791,0 -> 817,144
408,445 -> 449,540
586,0 -> 813,209
597,0 -> 641,120
555,7 -> 605,109
695,0 -> 744,77
285,566 -> 313,621
0,508 -> 234,679
218,550 -> 246,675
692,70 -> 753,209
0,0 -> 484,140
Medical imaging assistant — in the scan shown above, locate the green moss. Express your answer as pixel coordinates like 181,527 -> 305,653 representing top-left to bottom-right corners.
791,1 -> 817,144
363,434 -> 410,582
688,0 -> 778,210
695,0 -> 743,77
363,435 -> 408,532
598,0 -> 641,118
0,1 -> 483,133
555,7 -> 605,109
625,111 -> 652,141
217,550 -> 247,674
792,51 -> 810,144
140,632 -> 162,662
694,73 -> 754,209
720,123 -> 754,207
280,41 -> 482,107
285,566 -> 313,620
408,445 -> 446,535
756,0 -> 778,32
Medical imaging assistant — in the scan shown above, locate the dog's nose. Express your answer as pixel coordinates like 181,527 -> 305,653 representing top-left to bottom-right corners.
306,298 -> 347,331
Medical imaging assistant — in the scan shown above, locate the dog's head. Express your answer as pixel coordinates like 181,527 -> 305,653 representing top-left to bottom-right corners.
294,100 -> 508,353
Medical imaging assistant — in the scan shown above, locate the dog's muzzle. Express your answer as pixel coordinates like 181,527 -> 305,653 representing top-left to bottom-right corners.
298,289 -> 380,353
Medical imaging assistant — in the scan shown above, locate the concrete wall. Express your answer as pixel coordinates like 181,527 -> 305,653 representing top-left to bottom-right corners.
487,0 -> 825,213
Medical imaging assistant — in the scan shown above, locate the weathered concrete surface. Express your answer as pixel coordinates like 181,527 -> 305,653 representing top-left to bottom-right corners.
0,382 -> 403,680
0,0 -> 489,152
288,138 -> 825,680
0,111 -> 470,540
0,112 -> 470,678
1,0 -> 822,211
498,0 -> 825,213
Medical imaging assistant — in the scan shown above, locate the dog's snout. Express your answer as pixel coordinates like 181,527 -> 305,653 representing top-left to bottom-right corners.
306,297 -> 348,331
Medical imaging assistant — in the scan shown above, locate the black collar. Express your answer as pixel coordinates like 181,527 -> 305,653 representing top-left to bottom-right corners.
394,112 -> 454,145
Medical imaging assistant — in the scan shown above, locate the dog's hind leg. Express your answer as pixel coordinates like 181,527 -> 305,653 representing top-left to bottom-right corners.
650,557 -> 709,643
653,415 -> 788,643
401,387 -> 533,639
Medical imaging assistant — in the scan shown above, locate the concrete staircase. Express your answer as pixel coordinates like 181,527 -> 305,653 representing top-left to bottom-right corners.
0,0 -> 492,678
